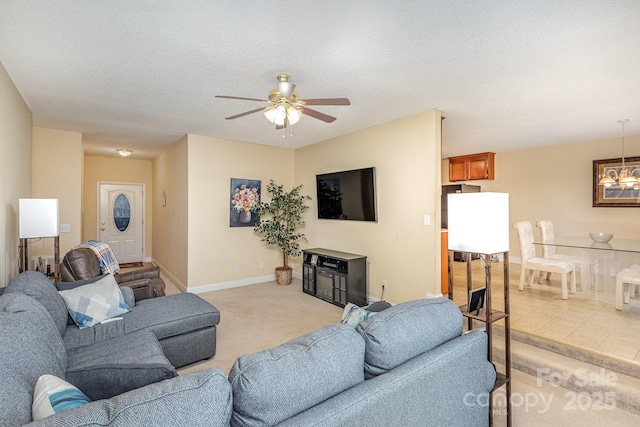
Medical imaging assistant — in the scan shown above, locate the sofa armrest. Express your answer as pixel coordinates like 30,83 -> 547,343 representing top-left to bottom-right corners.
119,285 -> 136,308
25,369 -> 233,427
120,278 -> 152,301
115,266 -> 160,282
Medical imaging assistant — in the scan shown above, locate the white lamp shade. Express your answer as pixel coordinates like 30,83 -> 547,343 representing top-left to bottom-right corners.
448,192 -> 509,254
19,199 -> 59,238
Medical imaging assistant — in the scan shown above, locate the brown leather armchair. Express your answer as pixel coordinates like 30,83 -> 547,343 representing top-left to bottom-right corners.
59,247 -> 166,301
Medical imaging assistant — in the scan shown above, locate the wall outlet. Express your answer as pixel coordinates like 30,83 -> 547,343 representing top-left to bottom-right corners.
259,262 -> 264,269
234,265 -> 240,272
381,280 -> 387,290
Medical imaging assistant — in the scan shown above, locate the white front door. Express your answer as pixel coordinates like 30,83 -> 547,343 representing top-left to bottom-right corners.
98,183 -> 144,264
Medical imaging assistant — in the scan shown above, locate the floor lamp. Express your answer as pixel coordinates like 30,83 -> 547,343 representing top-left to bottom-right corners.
446,192 -> 511,426
19,199 -> 60,279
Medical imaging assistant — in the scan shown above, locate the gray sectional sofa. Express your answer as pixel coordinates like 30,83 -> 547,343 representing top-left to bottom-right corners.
1,270 -> 495,427
228,298 -> 496,426
0,271 -> 222,426
8,271 -> 220,369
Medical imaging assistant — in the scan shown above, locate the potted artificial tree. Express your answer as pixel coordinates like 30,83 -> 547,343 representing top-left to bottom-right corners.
252,180 -> 311,285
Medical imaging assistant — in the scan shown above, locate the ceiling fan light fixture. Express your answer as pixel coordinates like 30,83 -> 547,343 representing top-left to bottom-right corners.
264,103 -> 289,126
263,106 -> 278,124
219,73 -> 349,130
286,105 -> 302,125
279,81 -> 296,98
116,148 -> 132,157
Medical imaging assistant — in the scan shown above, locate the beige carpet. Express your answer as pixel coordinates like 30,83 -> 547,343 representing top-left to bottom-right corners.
177,279 -> 343,376
171,278 -> 640,426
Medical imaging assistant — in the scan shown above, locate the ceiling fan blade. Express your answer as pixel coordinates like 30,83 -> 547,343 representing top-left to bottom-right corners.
225,107 -> 267,120
279,82 -> 296,98
301,107 -> 336,123
216,95 -> 268,103
301,98 -> 351,106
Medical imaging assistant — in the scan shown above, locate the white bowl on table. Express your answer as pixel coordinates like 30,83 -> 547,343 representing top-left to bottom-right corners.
589,232 -> 614,243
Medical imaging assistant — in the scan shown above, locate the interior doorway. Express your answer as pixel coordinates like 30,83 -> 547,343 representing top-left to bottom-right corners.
98,183 -> 144,264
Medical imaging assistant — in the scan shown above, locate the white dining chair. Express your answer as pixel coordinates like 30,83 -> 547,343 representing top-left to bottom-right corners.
513,221 -> 576,300
616,266 -> 640,311
535,220 -> 586,289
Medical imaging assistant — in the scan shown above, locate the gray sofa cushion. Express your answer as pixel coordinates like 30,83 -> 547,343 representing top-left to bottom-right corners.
5,271 -> 68,336
66,330 -> 177,400
62,292 -> 218,369
63,316 -> 127,349
123,292 -> 220,339
366,300 -> 392,312
228,323 -> 365,427
0,293 -> 67,426
356,298 -> 463,378
280,330 -> 496,427
26,368 -> 233,427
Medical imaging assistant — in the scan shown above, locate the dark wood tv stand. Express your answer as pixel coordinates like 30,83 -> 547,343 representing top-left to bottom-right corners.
302,248 -> 367,307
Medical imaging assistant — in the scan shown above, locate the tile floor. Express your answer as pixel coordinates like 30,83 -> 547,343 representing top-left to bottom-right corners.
448,258 -> 640,366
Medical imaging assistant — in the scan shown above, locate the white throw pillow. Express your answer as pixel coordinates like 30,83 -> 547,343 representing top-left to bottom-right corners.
58,273 -> 131,329
32,374 -> 91,420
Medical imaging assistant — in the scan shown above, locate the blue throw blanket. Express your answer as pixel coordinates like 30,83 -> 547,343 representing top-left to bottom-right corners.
74,240 -> 120,274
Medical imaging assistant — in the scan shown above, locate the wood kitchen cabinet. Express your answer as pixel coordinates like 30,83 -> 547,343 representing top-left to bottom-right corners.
448,152 -> 495,182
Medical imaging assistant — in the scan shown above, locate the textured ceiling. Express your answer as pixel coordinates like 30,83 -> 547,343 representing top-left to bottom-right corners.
1,1 -> 639,159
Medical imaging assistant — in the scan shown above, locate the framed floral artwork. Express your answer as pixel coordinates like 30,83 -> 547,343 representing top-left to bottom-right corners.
230,178 -> 261,227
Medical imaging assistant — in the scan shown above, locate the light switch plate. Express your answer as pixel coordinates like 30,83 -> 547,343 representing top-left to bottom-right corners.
423,215 -> 431,226
60,224 -> 71,233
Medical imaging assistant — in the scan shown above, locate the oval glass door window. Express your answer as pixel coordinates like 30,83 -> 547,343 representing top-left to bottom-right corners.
113,194 -> 131,232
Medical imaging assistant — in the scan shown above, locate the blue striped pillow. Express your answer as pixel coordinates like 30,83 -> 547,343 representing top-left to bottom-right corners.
32,375 -> 91,420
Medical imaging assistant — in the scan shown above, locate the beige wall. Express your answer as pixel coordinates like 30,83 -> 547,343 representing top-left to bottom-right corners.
297,110 -> 443,302
83,154 -> 153,258
185,134 -> 295,290
0,62 -> 32,286
442,134 -> 640,260
152,136 -> 189,288
31,128 -> 83,260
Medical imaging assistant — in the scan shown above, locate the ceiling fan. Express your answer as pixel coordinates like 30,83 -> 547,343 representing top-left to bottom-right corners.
216,74 -> 350,129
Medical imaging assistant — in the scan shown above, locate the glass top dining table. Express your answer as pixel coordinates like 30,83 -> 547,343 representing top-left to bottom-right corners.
533,236 -> 640,254
533,236 -> 640,293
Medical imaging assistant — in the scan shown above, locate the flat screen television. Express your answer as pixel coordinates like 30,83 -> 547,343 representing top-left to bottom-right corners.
316,167 -> 377,222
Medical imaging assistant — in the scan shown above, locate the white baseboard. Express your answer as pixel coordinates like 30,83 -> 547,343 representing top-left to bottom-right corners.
152,259 -> 187,292
188,274 -> 277,294
188,270 -> 303,294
